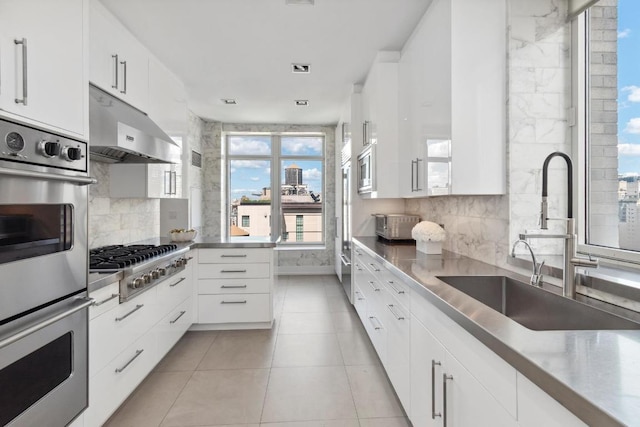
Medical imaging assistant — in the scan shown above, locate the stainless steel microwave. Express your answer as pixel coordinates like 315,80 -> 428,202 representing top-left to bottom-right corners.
357,145 -> 374,194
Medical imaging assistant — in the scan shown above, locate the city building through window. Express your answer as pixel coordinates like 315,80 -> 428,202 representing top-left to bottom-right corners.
226,134 -> 324,245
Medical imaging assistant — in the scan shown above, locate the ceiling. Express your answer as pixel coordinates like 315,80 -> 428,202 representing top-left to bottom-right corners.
100,0 -> 432,125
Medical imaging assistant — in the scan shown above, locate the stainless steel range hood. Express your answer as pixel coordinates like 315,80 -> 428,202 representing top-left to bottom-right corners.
89,85 -> 181,164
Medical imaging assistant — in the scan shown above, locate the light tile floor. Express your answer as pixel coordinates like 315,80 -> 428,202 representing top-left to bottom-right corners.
104,275 -> 410,427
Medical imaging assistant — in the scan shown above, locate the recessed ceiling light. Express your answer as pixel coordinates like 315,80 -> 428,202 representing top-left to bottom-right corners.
221,99 -> 237,105
291,63 -> 311,73
295,100 -> 309,106
286,0 -> 314,5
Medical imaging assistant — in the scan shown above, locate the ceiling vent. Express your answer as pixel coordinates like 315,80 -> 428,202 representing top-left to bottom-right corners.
221,99 -> 237,105
291,63 -> 311,73
295,100 -> 309,106
286,0 -> 314,5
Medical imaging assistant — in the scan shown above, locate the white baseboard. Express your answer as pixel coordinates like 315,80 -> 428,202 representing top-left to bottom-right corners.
275,265 -> 336,275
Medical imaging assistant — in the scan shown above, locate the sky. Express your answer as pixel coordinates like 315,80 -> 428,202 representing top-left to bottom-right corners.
228,136 -> 323,201
617,0 -> 640,175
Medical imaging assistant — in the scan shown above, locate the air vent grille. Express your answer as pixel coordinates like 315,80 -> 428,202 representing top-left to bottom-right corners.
291,63 -> 311,73
191,150 -> 202,168
295,100 -> 309,106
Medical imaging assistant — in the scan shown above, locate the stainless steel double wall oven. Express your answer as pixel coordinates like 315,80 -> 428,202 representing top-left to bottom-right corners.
0,118 -> 93,427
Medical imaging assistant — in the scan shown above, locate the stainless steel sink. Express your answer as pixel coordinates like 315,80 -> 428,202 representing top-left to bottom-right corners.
436,275 -> 640,331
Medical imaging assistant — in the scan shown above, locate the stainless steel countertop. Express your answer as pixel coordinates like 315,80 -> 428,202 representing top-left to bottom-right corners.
115,236 -> 277,249
88,271 -> 123,293
354,236 -> 640,427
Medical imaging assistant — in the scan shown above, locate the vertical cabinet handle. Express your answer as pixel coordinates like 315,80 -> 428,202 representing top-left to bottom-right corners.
120,60 -> 127,94
415,158 -> 423,191
411,159 -> 416,191
443,373 -> 454,427
164,170 -> 171,195
363,121 -> 370,146
432,360 -> 442,419
111,54 -> 119,89
14,38 -> 27,105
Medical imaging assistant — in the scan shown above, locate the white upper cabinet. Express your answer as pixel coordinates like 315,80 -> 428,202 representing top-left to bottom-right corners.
89,0 -> 149,112
399,0 -> 506,197
0,0 -> 87,138
147,56 -> 188,139
359,52 -> 401,199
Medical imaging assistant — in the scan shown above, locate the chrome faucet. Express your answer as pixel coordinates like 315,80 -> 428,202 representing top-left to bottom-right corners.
511,240 -> 545,287
519,152 -> 598,298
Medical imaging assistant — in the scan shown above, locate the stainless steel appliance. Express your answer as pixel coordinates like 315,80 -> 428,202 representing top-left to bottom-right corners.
375,214 -> 420,240
357,145 -> 374,194
339,157 -> 352,302
88,84 -> 181,164
0,118 -> 94,427
90,244 -> 190,302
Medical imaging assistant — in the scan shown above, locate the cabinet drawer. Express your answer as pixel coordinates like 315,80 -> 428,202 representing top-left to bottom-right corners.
89,282 -> 120,320
157,271 -> 193,311
156,296 -> 193,358
198,248 -> 272,264
198,263 -> 270,279
86,331 -> 156,427
89,288 -> 157,377
199,278 -> 271,295
198,294 -> 271,324
353,285 -> 367,324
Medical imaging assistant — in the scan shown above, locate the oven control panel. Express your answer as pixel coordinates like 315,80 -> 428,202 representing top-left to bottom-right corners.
122,256 -> 190,302
0,119 -> 88,172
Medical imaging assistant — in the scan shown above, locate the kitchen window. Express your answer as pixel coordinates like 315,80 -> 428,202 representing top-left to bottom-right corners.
225,134 -> 325,245
576,0 -> 640,264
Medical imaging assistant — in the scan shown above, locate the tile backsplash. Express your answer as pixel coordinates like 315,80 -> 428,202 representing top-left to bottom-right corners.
88,160 -> 160,248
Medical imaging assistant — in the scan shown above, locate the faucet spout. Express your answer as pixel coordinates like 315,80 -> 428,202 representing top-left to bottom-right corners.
511,239 -> 545,287
541,152 -> 573,229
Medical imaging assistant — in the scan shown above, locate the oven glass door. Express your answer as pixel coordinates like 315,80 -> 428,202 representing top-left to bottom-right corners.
0,204 -> 73,265
0,298 -> 89,427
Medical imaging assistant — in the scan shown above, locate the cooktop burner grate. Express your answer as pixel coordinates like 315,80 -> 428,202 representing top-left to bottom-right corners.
89,244 -> 178,270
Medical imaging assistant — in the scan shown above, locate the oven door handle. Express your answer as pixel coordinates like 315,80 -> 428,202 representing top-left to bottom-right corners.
0,166 -> 97,186
0,297 -> 93,350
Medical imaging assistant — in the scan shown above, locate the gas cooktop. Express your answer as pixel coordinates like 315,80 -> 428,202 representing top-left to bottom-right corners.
89,244 -> 179,270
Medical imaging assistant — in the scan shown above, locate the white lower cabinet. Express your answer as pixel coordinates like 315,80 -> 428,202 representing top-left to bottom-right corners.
86,251 -> 195,426
196,248 -> 274,328
353,242 -> 585,427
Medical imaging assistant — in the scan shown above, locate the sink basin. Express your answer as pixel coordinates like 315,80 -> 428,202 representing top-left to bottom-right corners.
436,275 -> 640,331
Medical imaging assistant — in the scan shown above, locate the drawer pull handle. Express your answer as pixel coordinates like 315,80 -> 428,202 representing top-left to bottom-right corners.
221,285 -> 247,289
170,310 -> 187,324
115,304 -> 144,322
368,316 -> 382,330
115,349 -> 144,373
369,263 -> 381,272
386,280 -> 405,295
355,291 -> 365,301
221,300 -> 247,304
387,304 -> 405,320
443,373 -> 454,427
368,281 -> 380,292
170,277 -> 186,287
432,360 -> 442,419
221,254 -> 247,258
221,269 -> 247,273
93,293 -> 120,306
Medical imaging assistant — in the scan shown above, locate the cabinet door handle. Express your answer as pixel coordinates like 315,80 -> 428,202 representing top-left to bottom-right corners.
368,263 -> 380,272
221,300 -> 247,304
170,277 -> 186,287
411,159 -> 416,191
220,284 -> 247,289
387,304 -> 405,320
14,38 -> 27,105
120,60 -> 127,94
432,360 -> 442,419
368,316 -> 382,330
170,310 -> 187,324
93,293 -> 120,307
386,280 -> 405,295
220,254 -> 247,258
221,269 -> 247,273
443,373 -> 454,427
115,304 -> 144,322
415,158 -> 423,191
115,349 -> 144,373
368,280 -> 380,292
111,54 -> 119,89
164,170 -> 171,195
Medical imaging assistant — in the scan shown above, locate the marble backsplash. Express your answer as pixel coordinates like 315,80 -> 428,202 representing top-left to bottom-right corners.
88,160 -> 160,248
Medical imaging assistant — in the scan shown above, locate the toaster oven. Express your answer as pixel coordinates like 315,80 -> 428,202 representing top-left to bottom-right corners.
375,214 -> 420,240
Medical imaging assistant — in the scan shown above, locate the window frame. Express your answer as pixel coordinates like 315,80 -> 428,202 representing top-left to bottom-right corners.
223,132 -> 326,247
574,6 -> 640,267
